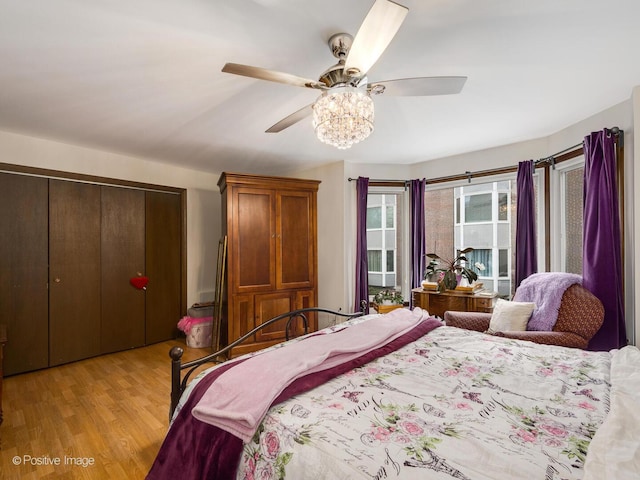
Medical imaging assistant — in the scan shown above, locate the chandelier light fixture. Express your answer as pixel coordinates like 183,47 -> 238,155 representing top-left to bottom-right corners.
222,1 -> 468,151
312,86 -> 374,150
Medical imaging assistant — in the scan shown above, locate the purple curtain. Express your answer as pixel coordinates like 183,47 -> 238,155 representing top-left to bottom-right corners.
515,160 -> 537,289
410,179 -> 426,306
354,177 -> 369,313
583,130 -> 626,350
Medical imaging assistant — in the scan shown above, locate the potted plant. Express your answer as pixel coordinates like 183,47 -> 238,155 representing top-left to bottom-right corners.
373,289 -> 404,306
425,248 -> 481,292
423,258 -> 440,283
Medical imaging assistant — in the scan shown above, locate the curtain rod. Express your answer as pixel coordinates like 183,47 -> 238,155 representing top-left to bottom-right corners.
347,177 -> 409,185
348,126 -> 621,185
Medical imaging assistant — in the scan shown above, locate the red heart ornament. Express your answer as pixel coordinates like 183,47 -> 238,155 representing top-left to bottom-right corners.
130,276 -> 149,290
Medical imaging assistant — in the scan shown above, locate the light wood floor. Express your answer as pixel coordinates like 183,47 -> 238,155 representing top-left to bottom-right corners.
0,339 -> 211,480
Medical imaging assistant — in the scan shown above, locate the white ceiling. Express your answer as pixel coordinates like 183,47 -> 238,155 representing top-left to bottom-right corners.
1,0 -> 639,175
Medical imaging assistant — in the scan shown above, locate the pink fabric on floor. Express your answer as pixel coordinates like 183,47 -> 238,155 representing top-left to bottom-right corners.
192,307 -> 430,442
177,316 -> 212,335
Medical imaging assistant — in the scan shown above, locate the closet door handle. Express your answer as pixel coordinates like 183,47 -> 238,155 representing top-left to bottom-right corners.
54,277 -> 61,283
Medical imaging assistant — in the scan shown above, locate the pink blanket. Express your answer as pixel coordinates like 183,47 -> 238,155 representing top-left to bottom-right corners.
192,307 -> 431,442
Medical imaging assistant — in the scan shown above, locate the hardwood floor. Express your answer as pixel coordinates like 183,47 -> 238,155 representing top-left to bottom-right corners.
0,339 -> 211,479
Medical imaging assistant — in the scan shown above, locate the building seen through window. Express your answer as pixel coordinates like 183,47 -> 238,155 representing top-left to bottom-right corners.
366,191 -> 405,299
426,180 -> 516,297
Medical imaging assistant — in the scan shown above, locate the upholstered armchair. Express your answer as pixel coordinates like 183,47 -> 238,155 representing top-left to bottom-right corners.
444,284 -> 605,349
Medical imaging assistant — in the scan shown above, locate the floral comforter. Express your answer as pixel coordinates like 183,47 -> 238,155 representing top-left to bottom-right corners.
236,325 -> 614,480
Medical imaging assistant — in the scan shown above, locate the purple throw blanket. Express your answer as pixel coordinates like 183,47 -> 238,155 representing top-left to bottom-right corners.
514,272 -> 582,331
147,313 -> 442,480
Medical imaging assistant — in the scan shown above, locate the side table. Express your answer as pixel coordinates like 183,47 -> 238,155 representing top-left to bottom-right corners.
411,288 -> 497,319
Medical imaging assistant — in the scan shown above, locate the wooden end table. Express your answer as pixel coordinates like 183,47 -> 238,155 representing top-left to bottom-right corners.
411,287 -> 497,319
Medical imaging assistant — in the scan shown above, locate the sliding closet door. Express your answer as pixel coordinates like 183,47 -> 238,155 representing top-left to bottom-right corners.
145,191 -> 182,344
0,173 -> 49,375
49,180 -> 101,366
101,186 -> 146,354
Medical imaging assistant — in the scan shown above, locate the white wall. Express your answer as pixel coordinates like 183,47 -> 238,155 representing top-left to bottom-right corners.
293,161 -> 414,324
0,130 -> 222,308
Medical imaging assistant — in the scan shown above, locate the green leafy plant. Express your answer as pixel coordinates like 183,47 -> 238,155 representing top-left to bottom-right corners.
423,258 -> 440,281
373,289 -> 404,305
425,248 -> 478,292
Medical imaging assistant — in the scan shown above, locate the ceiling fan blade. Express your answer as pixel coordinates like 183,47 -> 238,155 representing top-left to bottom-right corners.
222,63 -> 327,90
369,76 -> 467,96
344,0 -> 408,77
266,104 -> 313,133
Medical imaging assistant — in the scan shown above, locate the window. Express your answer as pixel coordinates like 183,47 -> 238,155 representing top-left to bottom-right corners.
367,206 -> 382,229
367,250 -> 382,272
464,193 -> 492,222
426,179 -> 523,297
563,166 -> 583,274
366,190 -> 407,299
551,157 -> 584,274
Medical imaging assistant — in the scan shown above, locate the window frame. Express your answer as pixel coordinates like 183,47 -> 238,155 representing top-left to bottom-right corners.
549,155 -> 584,272
366,186 -> 409,299
425,170 -> 544,297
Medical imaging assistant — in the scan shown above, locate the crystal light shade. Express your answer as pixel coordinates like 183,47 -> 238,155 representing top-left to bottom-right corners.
312,86 -> 374,150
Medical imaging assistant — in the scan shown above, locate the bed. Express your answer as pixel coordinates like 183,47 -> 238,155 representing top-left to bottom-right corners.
148,307 -> 640,479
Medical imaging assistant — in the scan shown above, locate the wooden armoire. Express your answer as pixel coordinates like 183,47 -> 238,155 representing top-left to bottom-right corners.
218,173 -> 320,356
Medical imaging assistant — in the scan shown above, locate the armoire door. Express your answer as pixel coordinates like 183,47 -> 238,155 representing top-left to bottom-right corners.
145,191 -> 182,344
254,292 -> 294,343
276,190 -> 315,290
0,173 -> 49,375
49,180 -> 101,366
232,187 -> 275,293
101,186 -> 145,353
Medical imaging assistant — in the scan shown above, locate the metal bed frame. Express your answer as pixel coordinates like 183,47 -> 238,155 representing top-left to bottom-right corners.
168,306 -> 366,419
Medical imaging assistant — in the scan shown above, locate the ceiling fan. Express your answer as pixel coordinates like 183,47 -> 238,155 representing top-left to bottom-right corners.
222,0 -> 467,149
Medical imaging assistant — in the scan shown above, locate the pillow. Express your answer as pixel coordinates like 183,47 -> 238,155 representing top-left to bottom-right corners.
487,299 -> 536,333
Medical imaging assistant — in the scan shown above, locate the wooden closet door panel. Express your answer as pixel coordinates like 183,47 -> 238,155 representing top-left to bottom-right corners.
0,173 -> 49,375
49,180 -> 101,366
277,191 -> 315,289
101,186 -> 145,353
145,191 -> 182,344
233,188 -> 275,292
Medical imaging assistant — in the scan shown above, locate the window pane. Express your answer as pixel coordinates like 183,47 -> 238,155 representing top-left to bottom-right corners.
386,250 -> 394,272
367,191 -> 406,294
465,194 -> 492,222
499,249 -> 508,277
368,250 -> 382,272
385,206 -> 394,228
498,193 -> 508,221
368,194 -> 382,205
564,167 -> 584,274
466,249 -> 492,277
455,197 -> 460,224
367,207 -> 381,229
